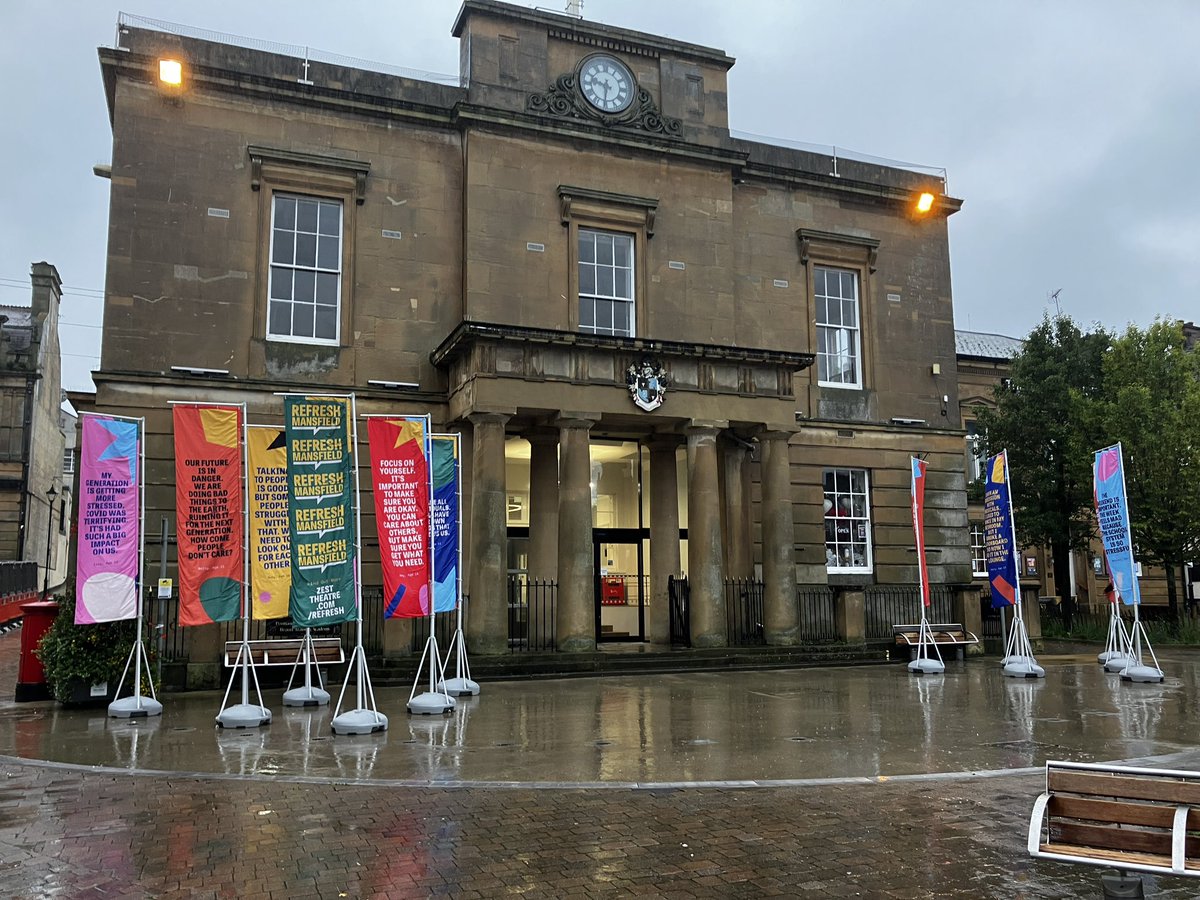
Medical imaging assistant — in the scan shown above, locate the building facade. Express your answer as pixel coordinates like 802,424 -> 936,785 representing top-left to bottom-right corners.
89,2 -> 973,677
0,262 -> 70,592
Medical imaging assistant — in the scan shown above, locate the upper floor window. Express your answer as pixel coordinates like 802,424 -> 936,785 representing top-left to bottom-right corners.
814,265 -> 861,388
823,467 -> 872,573
970,522 -> 986,577
62,448 -> 74,476
578,228 -> 634,337
267,194 -> 343,344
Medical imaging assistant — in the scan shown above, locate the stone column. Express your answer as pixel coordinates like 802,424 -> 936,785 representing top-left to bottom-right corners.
722,440 -> 751,579
526,431 -> 559,583
760,430 -> 798,645
557,415 -> 596,652
466,412 -> 510,655
648,436 -> 681,645
687,423 -> 726,648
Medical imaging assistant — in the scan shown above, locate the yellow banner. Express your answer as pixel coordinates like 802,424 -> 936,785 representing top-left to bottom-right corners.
248,426 -> 291,620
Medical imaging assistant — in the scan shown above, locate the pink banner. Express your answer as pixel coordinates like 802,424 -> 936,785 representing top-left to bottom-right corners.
368,417 -> 430,619
76,415 -> 141,624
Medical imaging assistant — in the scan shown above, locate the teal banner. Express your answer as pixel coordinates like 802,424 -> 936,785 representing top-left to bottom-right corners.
284,396 -> 357,627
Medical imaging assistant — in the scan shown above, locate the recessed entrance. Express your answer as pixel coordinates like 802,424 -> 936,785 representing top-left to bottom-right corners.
595,529 -> 647,642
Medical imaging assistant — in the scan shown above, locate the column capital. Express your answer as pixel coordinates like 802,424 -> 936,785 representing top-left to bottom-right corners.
524,427 -> 560,446
684,419 -> 727,437
757,428 -> 797,444
554,412 -> 599,430
647,433 -> 684,451
467,410 -> 512,428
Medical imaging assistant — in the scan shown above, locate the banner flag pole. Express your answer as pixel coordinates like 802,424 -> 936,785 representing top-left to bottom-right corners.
1097,563 -> 1133,667
106,415 -> 163,718
216,404 -> 272,728
1095,442 -> 1163,683
907,456 -> 944,675
987,449 -> 1045,678
434,433 -> 477,697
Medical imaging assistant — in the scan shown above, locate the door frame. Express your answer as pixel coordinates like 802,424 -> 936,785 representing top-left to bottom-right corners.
593,526 -> 648,643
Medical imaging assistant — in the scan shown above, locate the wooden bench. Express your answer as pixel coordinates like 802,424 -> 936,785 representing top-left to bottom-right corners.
891,623 -> 979,660
223,637 -> 344,668
1028,760 -> 1200,879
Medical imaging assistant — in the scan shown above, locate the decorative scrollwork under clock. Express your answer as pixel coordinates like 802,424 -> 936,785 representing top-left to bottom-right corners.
527,70 -> 683,138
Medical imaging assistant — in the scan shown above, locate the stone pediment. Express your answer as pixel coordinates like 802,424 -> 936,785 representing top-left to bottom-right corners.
527,74 -> 683,138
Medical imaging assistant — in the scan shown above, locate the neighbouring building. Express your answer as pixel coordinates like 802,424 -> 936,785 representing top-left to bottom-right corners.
0,263 -> 69,593
86,2 -> 976,682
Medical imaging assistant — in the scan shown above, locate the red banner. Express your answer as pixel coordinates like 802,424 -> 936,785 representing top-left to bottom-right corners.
911,457 -> 930,607
173,404 -> 244,625
368,417 -> 430,618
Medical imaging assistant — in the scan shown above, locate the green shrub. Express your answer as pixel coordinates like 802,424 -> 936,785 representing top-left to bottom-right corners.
34,591 -> 149,703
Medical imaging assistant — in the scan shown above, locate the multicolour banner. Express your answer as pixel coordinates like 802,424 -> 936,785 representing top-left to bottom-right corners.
76,415 -> 141,624
368,416 -> 431,618
431,433 -> 460,614
173,404 -> 243,626
983,450 -> 1019,608
247,426 -> 291,620
285,397 -> 356,627
910,457 -> 930,607
1094,443 -> 1140,605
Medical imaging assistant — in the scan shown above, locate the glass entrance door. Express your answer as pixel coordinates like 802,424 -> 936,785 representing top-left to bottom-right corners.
595,529 -> 645,642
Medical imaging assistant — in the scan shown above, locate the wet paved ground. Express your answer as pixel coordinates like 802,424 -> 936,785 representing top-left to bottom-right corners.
1,629 -> 1198,897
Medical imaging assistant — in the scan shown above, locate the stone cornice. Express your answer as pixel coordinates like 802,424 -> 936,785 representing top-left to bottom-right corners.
558,185 -> 658,236
248,146 -> 370,204
797,228 -> 881,272
430,321 -> 815,371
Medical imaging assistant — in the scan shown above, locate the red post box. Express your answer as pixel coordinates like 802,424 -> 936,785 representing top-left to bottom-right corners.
15,600 -> 58,702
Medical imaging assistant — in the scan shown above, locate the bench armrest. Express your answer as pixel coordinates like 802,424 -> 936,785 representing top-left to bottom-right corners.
1174,805 -> 1188,873
1027,791 -> 1050,857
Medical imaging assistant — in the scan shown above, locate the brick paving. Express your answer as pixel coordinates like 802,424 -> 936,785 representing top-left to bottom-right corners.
0,761 -> 1192,898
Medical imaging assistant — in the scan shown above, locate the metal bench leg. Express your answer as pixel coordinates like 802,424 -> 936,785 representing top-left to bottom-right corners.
1099,872 -> 1144,899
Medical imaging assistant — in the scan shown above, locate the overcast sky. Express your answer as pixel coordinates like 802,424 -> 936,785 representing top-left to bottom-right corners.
3,0 -> 1197,393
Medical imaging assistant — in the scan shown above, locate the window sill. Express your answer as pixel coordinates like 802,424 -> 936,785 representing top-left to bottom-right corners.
818,381 -> 863,391
265,334 -> 341,348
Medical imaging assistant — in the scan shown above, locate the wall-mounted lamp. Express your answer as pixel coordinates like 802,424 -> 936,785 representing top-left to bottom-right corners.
158,58 -> 183,87
915,192 -> 936,214
367,380 -> 420,390
170,365 -> 230,377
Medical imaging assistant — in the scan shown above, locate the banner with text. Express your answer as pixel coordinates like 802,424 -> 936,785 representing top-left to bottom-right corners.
248,426 -> 291,620
368,416 -> 430,619
431,433 -> 460,613
173,404 -> 243,625
285,397 -> 356,627
76,415 -> 141,624
1094,443 -> 1140,605
910,457 -> 930,608
983,450 -> 1019,608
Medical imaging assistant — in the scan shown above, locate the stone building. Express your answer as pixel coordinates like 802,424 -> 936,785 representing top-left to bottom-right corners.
0,263 -> 69,592
87,1 -> 975,677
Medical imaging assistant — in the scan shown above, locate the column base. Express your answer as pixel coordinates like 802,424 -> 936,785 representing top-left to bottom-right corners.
557,635 -> 596,653
691,633 -> 727,649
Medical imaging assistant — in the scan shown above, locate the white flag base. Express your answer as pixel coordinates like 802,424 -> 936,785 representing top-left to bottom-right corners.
1003,659 -> 1046,679
437,676 -> 479,697
1097,649 -> 1126,664
907,657 -> 945,675
109,695 -> 163,718
1104,654 -> 1137,673
283,686 -> 330,707
331,708 -> 388,734
409,691 -> 456,715
216,703 -> 272,728
1121,664 -> 1165,684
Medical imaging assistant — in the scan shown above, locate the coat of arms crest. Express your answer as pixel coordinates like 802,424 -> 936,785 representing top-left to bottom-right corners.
626,359 -> 669,412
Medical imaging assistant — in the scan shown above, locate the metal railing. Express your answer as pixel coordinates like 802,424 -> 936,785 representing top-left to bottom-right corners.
507,577 -> 556,652
0,561 -> 37,596
726,579 -> 765,646
864,585 -> 954,639
797,586 -> 839,643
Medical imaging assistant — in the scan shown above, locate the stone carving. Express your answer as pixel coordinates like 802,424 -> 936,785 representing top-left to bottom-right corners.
528,74 -> 683,138
626,358 -> 671,412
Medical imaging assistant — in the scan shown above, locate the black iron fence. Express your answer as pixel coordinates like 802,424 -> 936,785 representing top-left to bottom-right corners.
507,576 -> 556,652
409,602 -> 458,653
668,575 -> 690,646
797,586 -> 839,643
864,585 -> 954,639
0,561 -> 37,596
726,578 -> 765,646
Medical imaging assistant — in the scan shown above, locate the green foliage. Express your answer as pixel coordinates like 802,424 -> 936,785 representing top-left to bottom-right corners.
1100,320 -> 1200,576
34,591 -> 143,703
1042,613 -> 1108,643
977,314 -> 1111,552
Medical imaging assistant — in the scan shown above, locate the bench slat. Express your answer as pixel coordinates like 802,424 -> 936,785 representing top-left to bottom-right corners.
1049,769 -> 1200,805
1051,821 -> 1174,857
1040,842 -> 1190,871
1050,795 -> 1179,829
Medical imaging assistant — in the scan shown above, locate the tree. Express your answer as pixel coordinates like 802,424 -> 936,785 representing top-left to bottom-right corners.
976,315 -> 1111,627
1100,320 -> 1200,621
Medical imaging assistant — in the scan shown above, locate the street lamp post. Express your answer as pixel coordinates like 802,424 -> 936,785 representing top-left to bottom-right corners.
43,485 -> 58,599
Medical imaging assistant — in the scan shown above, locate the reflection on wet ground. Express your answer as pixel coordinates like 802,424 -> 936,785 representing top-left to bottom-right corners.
4,648 -> 1199,784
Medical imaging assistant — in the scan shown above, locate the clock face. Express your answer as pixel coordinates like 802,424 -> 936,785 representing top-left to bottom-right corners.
579,55 -> 634,113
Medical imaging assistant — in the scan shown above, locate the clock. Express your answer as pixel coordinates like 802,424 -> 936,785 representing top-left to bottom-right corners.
578,54 -> 635,113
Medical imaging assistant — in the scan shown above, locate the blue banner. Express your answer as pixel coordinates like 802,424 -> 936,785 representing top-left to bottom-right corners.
1094,443 -> 1140,605
983,450 -> 1019,608
431,434 -> 460,614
